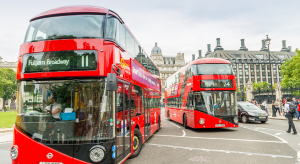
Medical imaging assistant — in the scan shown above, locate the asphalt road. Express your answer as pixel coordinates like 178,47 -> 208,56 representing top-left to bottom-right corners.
124,108 -> 300,164
1,108 -> 300,164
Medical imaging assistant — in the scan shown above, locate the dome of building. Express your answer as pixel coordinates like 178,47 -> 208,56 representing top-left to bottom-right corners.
151,42 -> 162,53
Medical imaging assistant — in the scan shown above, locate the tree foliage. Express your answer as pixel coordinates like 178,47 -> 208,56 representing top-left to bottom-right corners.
0,68 -> 17,108
281,49 -> 300,88
252,81 -> 270,92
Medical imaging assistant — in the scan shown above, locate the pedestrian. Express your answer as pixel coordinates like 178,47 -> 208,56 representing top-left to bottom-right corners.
262,99 -> 269,115
274,99 -> 280,116
298,99 -> 300,120
284,97 -> 297,135
254,100 -> 257,106
292,97 -> 299,118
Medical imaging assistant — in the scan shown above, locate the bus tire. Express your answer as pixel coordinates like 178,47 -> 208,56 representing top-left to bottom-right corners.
183,114 -> 188,129
156,117 -> 160,132
167,110 -> 170,120
130,128 -> 143,158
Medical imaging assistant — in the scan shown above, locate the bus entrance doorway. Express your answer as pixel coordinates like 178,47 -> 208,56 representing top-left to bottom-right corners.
116,81 -> 131,163
143,89 -> 150,140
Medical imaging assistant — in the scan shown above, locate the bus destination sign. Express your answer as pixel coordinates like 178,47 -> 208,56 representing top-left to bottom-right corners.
22,50 -> 97,73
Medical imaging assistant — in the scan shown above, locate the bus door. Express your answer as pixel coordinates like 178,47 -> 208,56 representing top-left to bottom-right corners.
116,81 -> 131,163
143,89 -> 151,140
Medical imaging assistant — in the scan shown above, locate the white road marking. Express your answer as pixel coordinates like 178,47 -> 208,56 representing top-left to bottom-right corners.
170,122 -> 181,128
182,130 -> 186,137
241,125 -> 288,143
154,134 -> 285,143
275,133 -> 281,135
297,151 -> 300,159
146,143 -> 294,159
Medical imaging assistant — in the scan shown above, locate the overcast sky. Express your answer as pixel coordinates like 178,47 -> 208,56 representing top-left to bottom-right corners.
0,0 -> 299,62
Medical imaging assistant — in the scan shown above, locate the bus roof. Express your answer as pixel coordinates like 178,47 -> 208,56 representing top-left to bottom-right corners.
30,5 -> 118,21
168,58 -> 231,80
190,58 -> 231,65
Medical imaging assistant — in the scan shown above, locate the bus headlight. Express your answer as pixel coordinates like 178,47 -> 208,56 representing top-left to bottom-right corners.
11,146 -> 18,160
89,146 -> 105,162
199,118 -> 205,125
233,117 -> 238,124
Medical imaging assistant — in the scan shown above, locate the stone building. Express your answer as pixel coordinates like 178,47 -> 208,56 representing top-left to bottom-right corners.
203,38 -> 297,89
0,56 -> 17,72
150,43 -> 186,100
0,56 -> 18,109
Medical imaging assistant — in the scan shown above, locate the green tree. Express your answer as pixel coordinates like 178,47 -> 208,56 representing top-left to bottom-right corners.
252,81 -> 270,92
280,49 -> 300,88
0,68 -> 17,109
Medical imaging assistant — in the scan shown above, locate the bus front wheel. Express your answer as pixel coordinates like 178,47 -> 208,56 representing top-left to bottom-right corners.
167,111 -> 170,120
130,128 -> 143,158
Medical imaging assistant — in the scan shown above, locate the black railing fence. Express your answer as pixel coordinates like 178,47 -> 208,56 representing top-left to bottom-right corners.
252,88 -> 275,104
251,85 -> 300,104
282,85 -> 300,100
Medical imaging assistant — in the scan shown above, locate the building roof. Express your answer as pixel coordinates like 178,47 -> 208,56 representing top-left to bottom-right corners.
151,42 -> 162,53
206,50 -> 295,62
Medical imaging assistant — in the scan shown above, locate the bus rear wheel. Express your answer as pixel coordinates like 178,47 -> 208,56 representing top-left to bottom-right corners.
130,128 -> 143,158
183,114 -> 188,129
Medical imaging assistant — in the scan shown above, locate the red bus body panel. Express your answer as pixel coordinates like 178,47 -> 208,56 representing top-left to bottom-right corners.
165,58 -> 238,129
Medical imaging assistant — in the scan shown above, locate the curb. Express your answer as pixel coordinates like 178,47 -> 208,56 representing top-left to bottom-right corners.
0,128 -> 13,133
268,117 -> 300,122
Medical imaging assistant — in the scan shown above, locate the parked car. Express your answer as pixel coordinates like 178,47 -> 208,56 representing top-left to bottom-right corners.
237,102 -> 268,123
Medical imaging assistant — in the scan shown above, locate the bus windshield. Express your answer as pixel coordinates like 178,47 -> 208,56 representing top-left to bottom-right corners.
196,64 -> 233,75
24,15 -> 105,43
16,79 -> 114,143
194,91 -> 237,116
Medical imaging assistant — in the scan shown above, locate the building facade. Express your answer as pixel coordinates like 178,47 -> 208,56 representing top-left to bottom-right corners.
203,38 -> 296,89
150,43 -> 186,100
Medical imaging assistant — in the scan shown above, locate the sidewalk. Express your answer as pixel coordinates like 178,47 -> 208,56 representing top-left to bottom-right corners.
268,115 -> 300,122
0,128 -> 13,133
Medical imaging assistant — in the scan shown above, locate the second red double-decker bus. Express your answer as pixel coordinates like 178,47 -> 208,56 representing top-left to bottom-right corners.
12,6 -> 161,164
165,58 -> 238,129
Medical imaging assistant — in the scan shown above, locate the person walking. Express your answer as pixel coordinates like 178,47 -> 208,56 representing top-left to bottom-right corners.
274,99 -> 280,116
298,99 -> 300,120
284,97 -> 297,135
262,99 -> 269,115
292,97 -> 299,118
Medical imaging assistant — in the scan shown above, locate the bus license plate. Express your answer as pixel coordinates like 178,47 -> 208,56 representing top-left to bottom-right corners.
40,163 -> 63,164
259,117 -> 266,119
215,124 -> 225,127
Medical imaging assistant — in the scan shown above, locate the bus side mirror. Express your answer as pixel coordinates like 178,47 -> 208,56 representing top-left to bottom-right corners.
106,73 -> 117,91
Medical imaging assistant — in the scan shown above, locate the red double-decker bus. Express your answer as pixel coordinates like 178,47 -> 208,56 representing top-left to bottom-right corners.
164,58 -> 238,129
12,6 -> 161,164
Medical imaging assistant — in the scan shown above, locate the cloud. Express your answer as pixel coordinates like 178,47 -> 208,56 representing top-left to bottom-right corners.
0,0 -> 299,63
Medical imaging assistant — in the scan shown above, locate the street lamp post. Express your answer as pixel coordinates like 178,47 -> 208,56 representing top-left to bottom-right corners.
265,35 -> 272,103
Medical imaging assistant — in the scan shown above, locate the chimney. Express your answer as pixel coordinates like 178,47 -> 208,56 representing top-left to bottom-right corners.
281,40 -> 289,52
205,44 -> 212,57
288,46 -> 292,52
198,50 -> 202,59
239,39 -> 248,51
260,40 -> 268,51
192,54 -> 195,61
155,42 -> 157,47
214,38 -> 224,51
